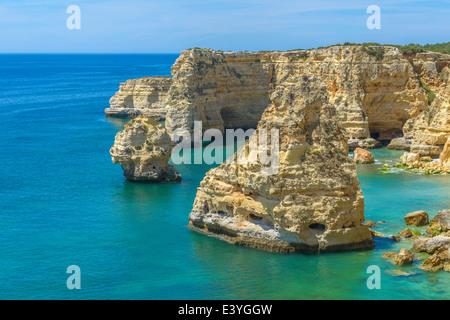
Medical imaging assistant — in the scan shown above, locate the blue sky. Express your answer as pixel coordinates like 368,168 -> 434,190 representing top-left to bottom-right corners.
0,0 -> 448,53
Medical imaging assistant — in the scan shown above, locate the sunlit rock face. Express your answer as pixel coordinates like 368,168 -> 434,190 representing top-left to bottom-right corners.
188,76 -> 374,253
391,51 -> 450,156
106,76 -> 172,119
108,46 -> 450,153
110,115 -> 181,182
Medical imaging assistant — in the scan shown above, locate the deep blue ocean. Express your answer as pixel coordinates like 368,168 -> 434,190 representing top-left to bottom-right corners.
0,54 -> 449,299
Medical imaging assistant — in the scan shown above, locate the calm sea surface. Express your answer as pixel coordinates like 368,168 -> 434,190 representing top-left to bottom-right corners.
0,54 -> 449,299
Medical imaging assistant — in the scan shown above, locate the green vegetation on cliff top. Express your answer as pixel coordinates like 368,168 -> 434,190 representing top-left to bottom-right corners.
290,42 -> 450,55
189,42 -> 450,56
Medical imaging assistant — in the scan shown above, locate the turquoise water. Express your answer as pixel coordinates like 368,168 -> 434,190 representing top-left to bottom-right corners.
0,55 -> 449,300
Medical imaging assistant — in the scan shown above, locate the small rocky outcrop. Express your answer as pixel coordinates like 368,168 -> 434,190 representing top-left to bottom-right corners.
404,210 -> 429,226
420,254 -> 444,272
382,249 -> 415,266
188,76 -> 374,253
383,208 -> 450,273
426,209 -> 450,236
395,249 -> 415,266
396,149 -> 449,174
364,220 -> 377,227
398,228 -> 418,239
110,115 -> 181,182
353,148 -> 375,164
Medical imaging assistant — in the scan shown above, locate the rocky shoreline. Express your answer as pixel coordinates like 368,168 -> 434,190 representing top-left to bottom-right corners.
381,210 -> 450,272
107,45 -> 449,254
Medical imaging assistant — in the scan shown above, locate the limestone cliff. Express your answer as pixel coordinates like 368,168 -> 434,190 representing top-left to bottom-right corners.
110,115 -> 181,182
188,76 -> 374,253
164,50 -> 272,134
106,76 -> 172,119
107,46 -> 450,153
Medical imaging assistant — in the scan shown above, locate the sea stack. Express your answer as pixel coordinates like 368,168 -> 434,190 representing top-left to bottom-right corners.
188,76 -> 374,253
110,115 -> 181,182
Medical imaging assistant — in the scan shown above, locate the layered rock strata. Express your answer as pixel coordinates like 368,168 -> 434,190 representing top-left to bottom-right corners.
106,76 -> 172,119
107,46 -> 450,152
389,52 -> 450,156
110,115 -> 181,182
188,76 -> 374,253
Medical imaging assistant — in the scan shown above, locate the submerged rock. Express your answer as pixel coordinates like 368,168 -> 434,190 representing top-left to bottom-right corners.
353,148 -> 375,164
404,210 -> 429,226
110,115 -> 181,182
188,76 -> 374,253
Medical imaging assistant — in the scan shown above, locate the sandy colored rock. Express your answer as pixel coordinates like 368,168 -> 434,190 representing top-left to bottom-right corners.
364,220 -> 377,227
109,46 -> 450,152
110,115 -> 181,182
419,254 -> 444,272
404,210 -> 429,226
394,248 -> 415,266
407,95 -> 450,157
106,76 -> 172,119
354,148 -> 375,164
397,150 -> 449,174
369,228 -> 385,238
412,237 -> 428,252
398,228 -> 417,239
427,209 -> 450,236
382,251 -> 399,259
440,137 -> 450,165
188,76 -> 374,253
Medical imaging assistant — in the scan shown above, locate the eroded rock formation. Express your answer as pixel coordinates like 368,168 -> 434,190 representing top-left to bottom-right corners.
107,46 -> 450,153
106,76 -> 172,119
390,52 -> 450,156
188,76 -> 374,253
110,115 -> 181,182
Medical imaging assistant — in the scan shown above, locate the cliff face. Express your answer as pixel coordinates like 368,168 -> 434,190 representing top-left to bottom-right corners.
110,115 -> 181,182
164,50 -> 273,134
188,76 -> 374,253
106,76 -> 172,118
107,46 -> 450,153
399,56 -> 450,157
